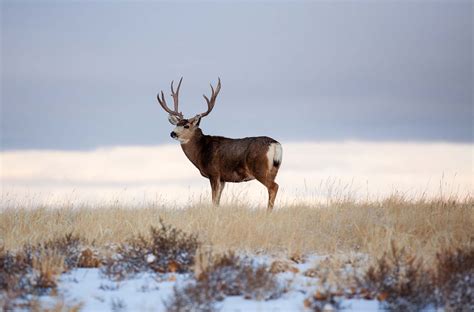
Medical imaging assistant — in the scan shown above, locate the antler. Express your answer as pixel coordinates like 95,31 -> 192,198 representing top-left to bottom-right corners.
157,77 -> 184,119
198,77 -> 221,118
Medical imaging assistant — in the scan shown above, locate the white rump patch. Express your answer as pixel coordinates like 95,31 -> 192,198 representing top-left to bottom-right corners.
266,143 -> 283,170
274,143 -> 283,165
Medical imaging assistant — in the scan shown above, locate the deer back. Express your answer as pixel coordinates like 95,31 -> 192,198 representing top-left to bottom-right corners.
181,134 -> 279,183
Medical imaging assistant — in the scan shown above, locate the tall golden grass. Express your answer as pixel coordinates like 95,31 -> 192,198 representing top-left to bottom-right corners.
1,195 -> 472,261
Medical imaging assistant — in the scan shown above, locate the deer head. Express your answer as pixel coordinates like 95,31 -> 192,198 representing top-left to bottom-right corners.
157,77 -> 221,144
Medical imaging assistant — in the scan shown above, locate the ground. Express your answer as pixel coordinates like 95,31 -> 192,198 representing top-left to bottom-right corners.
39,255 -> 379,312
1,198 -> 472,311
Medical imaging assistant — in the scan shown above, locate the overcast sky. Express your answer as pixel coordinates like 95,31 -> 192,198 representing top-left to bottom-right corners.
1,1 -> 472,150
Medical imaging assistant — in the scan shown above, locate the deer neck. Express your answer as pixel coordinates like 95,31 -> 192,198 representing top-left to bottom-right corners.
180,129 -> 204,168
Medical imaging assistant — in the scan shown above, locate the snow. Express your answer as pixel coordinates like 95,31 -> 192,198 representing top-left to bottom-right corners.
220,292 -> 307,312
341,299 -> 379,311
48,269 -> 180,311
37,255 -> 380,311
146,253 -> 157,264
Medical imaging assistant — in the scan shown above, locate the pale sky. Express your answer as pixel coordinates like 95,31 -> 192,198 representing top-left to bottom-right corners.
2,1 -> 472,150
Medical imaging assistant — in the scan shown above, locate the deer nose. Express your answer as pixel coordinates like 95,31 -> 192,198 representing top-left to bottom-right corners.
170,131 -> 177,139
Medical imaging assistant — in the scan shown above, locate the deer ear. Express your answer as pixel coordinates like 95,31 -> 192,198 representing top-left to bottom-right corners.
190,115 -> 201,127
168,115 -> 179,125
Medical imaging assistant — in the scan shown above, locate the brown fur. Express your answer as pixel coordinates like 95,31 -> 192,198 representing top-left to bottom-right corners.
175,120 -> 281,210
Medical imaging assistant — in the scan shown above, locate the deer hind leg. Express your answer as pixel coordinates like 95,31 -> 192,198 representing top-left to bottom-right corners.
260,142 -> 282,211
267,181 -> 279,211
210,178 -> 225,206
255,174 -> 279,211
266,157 -> 281,211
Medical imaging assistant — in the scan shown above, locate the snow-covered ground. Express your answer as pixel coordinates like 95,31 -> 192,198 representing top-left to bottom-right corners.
39,255 -> 380,312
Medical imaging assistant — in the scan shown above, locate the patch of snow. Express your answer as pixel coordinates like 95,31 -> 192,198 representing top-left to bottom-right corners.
341,299 -> 380,311
36,254 -> 381,311
220,291 -> 307,312
45,268 -> 184,311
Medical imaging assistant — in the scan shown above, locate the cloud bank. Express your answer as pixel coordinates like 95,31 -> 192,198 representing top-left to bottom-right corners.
1,141 -> 472,208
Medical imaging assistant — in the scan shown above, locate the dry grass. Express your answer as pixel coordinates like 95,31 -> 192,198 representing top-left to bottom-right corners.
32,250 -> 65,290
1,196 -> 472,261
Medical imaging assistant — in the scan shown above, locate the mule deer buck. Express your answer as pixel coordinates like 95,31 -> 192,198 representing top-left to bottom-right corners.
156,77 -> 282,210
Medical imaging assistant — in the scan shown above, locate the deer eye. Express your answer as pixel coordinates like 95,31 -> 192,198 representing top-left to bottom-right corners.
184,125 -> 190,129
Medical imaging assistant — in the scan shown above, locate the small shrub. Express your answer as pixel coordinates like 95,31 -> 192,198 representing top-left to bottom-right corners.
101,256 -> 135,281
357,242 -> 434,311
1,233 -> 84,308
146,221 -> 199,273
198,252 -> 282,300
0,246 -> 31,294
1,246 -> 66,299
434,247 -> 474,311
166,283 -> 217,312
303,259 -> 347,312
165,252 -> 283,311
23,233 -> 83,270
197,252 -> 245,299
304,254 -> 366,311
0,246 -> 33,310
101,219 -> 199,280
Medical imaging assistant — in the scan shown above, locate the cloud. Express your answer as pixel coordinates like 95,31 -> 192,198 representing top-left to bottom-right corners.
1,141 -> 472,207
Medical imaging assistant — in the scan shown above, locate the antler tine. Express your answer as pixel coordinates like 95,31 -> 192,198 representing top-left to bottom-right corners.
210,84 -> 215,96
157,81 -> 183,119
216,77 -> 221,94
199,77 -> 221,118
156,91 -> 172,114
170,77 -> 183,113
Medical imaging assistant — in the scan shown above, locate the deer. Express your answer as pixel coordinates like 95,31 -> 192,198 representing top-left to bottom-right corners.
156,77 -> 282,210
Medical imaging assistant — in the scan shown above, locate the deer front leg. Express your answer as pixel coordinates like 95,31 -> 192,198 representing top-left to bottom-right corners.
210,178 -> 225,206
217,181 -> 225,205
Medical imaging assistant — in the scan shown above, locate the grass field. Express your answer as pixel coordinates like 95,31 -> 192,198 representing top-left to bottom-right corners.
2,195 -> 472,260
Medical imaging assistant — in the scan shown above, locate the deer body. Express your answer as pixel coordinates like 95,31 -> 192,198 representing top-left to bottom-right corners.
156,78 -> 282,210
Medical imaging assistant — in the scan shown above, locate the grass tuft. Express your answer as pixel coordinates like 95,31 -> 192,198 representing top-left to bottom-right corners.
32,250 -> 65,291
